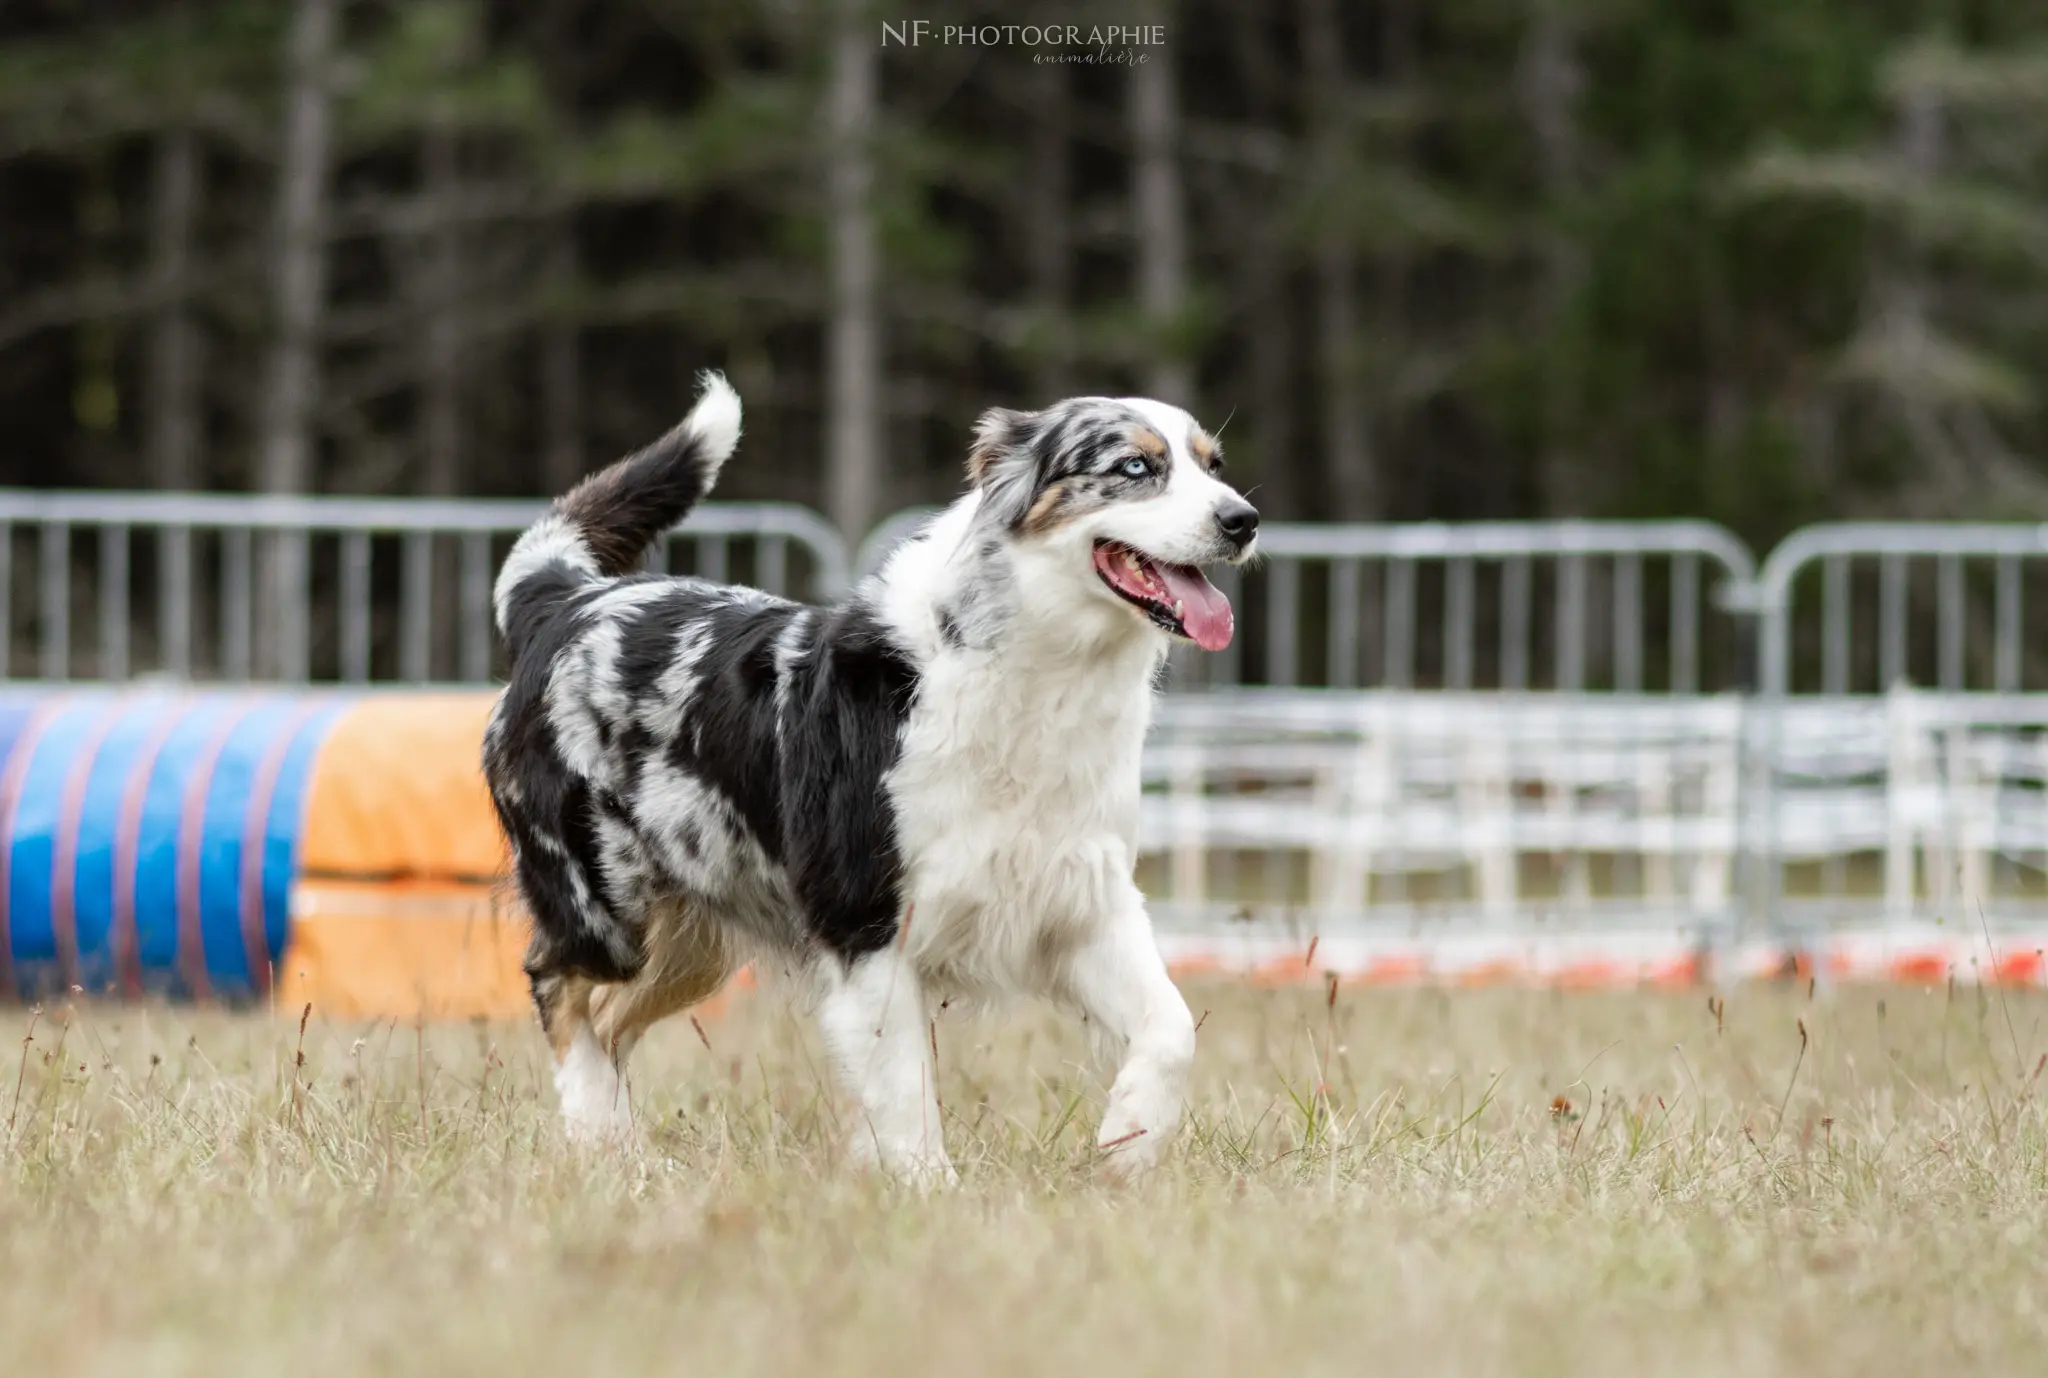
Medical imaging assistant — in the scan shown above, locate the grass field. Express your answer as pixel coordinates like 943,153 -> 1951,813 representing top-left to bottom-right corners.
4,977 -> 2047,1377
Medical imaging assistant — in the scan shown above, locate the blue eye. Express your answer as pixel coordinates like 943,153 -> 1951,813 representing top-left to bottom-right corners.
1120,457 -> 1151,478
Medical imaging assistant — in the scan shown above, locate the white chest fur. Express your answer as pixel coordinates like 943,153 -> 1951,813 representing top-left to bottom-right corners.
868,494 -> 1172,997
886,628 -> 1158,995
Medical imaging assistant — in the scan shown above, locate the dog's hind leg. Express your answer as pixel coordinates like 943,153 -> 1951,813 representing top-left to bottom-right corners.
1054,888 -> 1197,1182
534,901 -> 736,1146
530,972 -> 635,1145
587,901 -> 736,1081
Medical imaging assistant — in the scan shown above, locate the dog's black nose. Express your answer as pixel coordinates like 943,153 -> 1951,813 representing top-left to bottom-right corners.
1214,497 -> 1260,550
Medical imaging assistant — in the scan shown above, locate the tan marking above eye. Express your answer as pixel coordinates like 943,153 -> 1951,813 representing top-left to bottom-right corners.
1130,427 -> 1169,460
1189,429 -> 1218,468
1023,483 -> 1069,532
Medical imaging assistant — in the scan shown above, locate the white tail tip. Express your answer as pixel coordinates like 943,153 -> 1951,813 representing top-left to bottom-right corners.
686,370 -> 743,463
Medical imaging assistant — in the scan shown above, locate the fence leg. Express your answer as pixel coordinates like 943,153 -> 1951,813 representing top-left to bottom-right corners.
1957,725 -> 1990,919
1640,752 -> 1676,916
1321,721 -> 1386,925
1169,743 -> 1206,917
1885,684 -> 1918,924
1545,748 -> 1586,918
1726,595 -> 1771,966
1697,735 -> 1738,916
1462,728 -> 1515,922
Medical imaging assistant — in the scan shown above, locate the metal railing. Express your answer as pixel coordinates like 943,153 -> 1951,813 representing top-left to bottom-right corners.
1757,523 -> 2048,696
1206,520 -> 1757,691
24,499 -> 2048,695
14,491 -> 2048,943
1746,523 -> 2048,939
860,513 -> 1760,692
0,491 -> 849,684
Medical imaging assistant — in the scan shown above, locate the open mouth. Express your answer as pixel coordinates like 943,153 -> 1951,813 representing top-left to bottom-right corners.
1091,540 -> 1235,651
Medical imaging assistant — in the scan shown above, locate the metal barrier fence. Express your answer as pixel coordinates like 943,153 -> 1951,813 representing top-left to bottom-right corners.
17,498 -> 2048,694
13,490 -> 2048,945
1758,523 -> 2048,696
0,491 -> 849,684
2,495 -> 1763,692
1748,523 -> 2048,938
860,512 -> 1759,692
1198,521 -> 1758,691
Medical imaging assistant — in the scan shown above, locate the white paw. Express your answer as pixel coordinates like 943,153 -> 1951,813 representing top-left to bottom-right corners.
1094,1117 -> 1166,1182
560,1105 -> 638,1149
846,1128 -> 957,1189
899,1153 -> 961,1192
556,1028 -> 636,1147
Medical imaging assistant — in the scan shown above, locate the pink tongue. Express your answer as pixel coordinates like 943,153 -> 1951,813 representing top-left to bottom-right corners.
1154,562 -> 1234,651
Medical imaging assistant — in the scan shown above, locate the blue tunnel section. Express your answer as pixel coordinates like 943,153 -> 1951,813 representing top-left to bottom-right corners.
0,690 -> 350,1001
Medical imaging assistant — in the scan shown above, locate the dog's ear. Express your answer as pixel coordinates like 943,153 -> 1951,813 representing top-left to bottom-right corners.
966,407 -> 1040,530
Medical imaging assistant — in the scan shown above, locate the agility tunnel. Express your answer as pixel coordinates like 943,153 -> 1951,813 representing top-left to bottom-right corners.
0,688 -> 531,1016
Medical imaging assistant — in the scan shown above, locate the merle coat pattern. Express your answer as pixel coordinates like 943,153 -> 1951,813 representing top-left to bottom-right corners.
485,372 -> 1258,1182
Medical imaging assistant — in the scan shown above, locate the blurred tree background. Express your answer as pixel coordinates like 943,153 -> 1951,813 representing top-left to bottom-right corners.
2,0 -> 2047,550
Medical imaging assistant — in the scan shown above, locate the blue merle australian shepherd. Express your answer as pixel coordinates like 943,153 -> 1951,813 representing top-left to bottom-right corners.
484,373 -> 1258,1183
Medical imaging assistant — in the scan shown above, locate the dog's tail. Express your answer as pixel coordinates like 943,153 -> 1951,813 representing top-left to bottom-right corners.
493,371 -> 742,643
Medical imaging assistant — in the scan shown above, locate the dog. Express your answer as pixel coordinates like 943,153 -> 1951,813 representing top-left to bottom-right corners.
484,372 -> 1258,1183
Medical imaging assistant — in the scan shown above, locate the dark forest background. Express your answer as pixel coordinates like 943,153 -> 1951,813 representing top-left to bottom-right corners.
4,0 -> 2048,548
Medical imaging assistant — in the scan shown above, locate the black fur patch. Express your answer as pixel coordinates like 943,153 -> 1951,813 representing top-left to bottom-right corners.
557,423 -> 726,575
485,580 -> 647,984
662,597 -> 804,859
777,604 -> 919,958
488,570 -> 922,986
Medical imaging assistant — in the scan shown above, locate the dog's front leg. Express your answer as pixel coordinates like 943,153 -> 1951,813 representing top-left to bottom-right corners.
815,946 -> 956,1188
1062,891 -> 1197,1181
